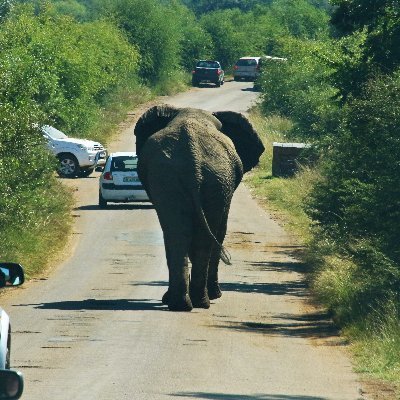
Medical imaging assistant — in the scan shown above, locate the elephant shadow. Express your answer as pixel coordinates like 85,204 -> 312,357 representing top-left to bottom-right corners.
18,298 -> 166,312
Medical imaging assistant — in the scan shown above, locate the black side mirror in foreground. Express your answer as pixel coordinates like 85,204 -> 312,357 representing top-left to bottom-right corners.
0,370 -> 24,399
0,263 -> 25,288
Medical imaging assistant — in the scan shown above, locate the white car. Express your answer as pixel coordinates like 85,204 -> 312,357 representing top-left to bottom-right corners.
98,152 -> 150,207
0,263 -> 24,370
42,125 -> 107,178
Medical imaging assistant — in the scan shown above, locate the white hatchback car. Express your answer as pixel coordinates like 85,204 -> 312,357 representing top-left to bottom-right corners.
98,152 -> 149,207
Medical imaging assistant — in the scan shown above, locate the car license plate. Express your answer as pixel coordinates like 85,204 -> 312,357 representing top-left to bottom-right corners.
123,176 -> 137,182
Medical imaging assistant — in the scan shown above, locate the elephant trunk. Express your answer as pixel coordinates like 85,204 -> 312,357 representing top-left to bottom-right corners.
191,189 -> 232,266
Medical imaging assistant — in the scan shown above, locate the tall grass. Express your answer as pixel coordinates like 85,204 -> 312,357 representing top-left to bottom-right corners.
246,110 -> 314,240
247,109 -> 400,395
0,180 -> 72,279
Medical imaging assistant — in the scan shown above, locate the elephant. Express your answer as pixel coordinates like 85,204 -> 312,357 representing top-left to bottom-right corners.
134,105 -> 264,311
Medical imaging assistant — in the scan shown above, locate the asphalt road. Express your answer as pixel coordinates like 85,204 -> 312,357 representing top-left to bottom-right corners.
2,81 -> 366,399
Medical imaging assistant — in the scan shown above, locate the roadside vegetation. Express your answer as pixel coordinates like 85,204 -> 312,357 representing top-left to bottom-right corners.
0,0 -> 398,394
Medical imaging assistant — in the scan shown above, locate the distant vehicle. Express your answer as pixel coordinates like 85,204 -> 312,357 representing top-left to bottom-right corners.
0,370 -> 24,399
191,60 -> 224,87
42,125 -> 107,178
233,57 -> 261,81
0,263 -> 25,370
98,152 -> 150,208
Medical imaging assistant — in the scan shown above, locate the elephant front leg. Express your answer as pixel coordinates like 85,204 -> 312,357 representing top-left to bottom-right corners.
163,236 -> 193,312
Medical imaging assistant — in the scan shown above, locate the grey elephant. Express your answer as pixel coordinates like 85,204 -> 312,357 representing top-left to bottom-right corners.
134,105 -> 264,311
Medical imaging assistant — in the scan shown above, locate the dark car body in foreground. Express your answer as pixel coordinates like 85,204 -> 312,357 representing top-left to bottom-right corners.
192,60 -> 224,87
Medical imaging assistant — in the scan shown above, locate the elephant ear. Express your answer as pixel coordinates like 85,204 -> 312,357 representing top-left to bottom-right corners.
213,111 -> 265,173
134,104 -> 180,155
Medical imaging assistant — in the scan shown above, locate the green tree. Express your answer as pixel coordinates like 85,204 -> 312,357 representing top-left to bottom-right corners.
182,0 -> 273,15
91,0 -> 182,84
331,0 -> 400,98
259,36 -> 340,139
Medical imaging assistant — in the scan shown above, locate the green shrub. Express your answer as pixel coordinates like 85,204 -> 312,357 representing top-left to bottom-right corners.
307,71 -> 400,321
259,36 -> 341,140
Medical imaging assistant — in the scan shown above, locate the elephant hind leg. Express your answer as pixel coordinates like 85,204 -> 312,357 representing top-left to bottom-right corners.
207,208 -> 229,300
162,229 -> 194,311
189,235 -> 212,309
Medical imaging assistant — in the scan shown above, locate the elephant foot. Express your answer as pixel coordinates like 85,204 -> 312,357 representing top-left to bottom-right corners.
167,293 -> 193,312
161,290 -> 169,305
190,286 -> 211,309
208,283 -> 222,300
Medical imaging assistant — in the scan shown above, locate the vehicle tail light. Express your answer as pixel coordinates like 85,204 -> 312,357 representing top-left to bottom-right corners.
233,65 -> 238,70
103,172 -> 113,180
192,70 -> 196,74
217,69 -> 222,75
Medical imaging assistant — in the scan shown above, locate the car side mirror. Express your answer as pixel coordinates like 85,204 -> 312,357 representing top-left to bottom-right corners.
0,370 -> 24,399
0,263 -> 25,287
95,166 -> 104,172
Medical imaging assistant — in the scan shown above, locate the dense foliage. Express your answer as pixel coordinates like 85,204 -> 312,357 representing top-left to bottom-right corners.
0,2 -> 139,269
254,1 -> 400,380
308,73 -> 400,312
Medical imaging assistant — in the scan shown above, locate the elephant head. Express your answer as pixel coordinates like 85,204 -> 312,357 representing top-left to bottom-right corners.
134,105 -> 264,311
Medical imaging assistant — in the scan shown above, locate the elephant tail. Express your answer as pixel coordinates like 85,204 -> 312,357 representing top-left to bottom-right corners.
191,190 -> 232,266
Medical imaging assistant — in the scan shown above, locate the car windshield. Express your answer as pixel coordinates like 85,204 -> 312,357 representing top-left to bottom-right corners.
197,61 -> 220,68
110,156 -> 138,172
42,125 -> 68,140
236,59 -> 257,66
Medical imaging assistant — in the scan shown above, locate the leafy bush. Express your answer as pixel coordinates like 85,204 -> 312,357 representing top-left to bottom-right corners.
258,37 -> 340,140
307,71 -> 400,318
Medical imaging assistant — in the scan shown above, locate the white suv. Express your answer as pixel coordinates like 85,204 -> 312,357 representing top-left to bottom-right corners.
233,57 -> 261,81
42,125 -> 107,178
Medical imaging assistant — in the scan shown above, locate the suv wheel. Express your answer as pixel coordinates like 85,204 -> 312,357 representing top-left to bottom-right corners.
79,168 -> 94,178
58,153 -> 80,178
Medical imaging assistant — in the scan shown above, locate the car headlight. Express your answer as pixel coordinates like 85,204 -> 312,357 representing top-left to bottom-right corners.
77,144 -> 88,150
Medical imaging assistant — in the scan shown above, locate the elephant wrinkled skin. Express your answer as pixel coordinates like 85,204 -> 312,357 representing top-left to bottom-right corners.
134,105 -> 264,311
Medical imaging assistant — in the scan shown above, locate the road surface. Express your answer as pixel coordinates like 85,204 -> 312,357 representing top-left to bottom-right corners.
2,81 -> 366,399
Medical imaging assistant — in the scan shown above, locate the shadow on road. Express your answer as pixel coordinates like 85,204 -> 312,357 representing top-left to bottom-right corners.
18,298 -> 165,311
241,87 -> 257,92
247,260 -> 307,274
216,311 -> 338,340
76,204 -> 154,211
171,392 -> 328,399
220,280 -> 308,297
130,280 -> 168,288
